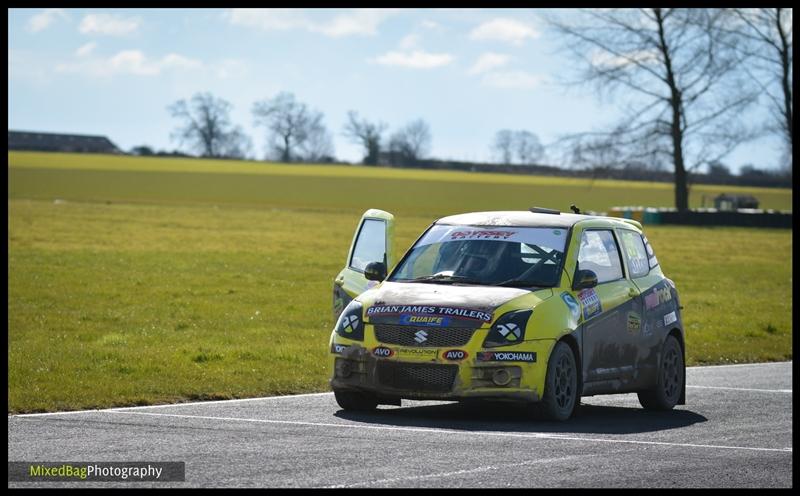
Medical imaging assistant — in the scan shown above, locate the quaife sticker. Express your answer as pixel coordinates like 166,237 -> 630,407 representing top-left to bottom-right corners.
477,351 -> 536,363
442,350 -> 469,361
627,312 -> 641,334
399,314 -> 451,327
367,305 -> 492,322
578,288 -> 602,320
663,311 -> 677,326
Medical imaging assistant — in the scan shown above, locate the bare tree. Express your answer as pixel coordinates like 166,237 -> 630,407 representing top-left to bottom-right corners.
388,119 -> 432,166
168,93 -> 251,159
726,8 -> 792,173
343,111 -> 387,165
515,130 -> 544,165
252,92 -> 330,162
299,114 -> 335,162
547,8 -> 760,211
491,129 -> 515,165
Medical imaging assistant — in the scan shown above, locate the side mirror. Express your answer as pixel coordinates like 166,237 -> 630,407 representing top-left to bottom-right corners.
364,262 -> 387,281
573,269 -> 598,290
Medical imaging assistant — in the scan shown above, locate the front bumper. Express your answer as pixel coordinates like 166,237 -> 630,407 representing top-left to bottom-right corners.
329,340 -> 553,403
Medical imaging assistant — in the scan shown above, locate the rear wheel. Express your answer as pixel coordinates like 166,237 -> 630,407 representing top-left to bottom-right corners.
537,341 -> 578,421
638,335 -> 684,410
334,390 -> 378,411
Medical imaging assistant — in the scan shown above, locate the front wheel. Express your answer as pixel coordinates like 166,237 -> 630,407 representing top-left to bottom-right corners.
537,341 -> 579,421
638,335 -> 684,410
334,390 -> 378,411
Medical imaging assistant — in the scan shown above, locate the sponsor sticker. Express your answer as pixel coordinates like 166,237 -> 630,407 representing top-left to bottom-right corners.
663,311 -> 677,326
450,230 -> 517,240
627,312 -> 641,334
372,346 -> 395,358
442,350 -> 469,361
560,292 -> 581,321
644,286 -> 672,310
367,305 -> 492,323
331,343 -> 352,354
399,314 -> 451,327
578,288 -> 602,320
395,348 -> 438,360
642,319 -> 652,336
477,351 -> 536,363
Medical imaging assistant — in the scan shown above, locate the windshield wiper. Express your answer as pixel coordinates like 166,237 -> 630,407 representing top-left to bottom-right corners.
406,274 -> 484,285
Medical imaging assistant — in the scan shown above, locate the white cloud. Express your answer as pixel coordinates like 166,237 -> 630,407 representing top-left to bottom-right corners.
399,33 -> 420,50
27,9 -> 68,33
481,70 -> 543,89
470,18 -> 539,45
468,52 -> 511,75
79,13 -> 141,36
420,19 -> 441,30
590,49 -> 660,69
75,42 -> 97,57
227,8 -> 397,37
56,50 -> 202,77
373,50 -> 454,69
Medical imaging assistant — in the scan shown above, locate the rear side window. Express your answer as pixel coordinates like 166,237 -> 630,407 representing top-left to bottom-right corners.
349,219 -> 386,272
642,235 -> 659,268
577,230 -> 623,283
618,230 -> 649,278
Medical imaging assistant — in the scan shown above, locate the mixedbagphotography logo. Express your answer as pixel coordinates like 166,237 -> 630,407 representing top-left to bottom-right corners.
8,462 -> 186,482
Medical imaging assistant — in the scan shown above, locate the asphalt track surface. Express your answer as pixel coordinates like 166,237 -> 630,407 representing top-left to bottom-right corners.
8,361 -> 793,488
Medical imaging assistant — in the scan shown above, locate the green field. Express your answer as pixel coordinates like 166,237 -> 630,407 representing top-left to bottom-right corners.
7,152 -> 793,413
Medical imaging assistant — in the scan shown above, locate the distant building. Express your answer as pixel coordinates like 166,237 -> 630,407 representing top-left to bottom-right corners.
714,193 -> 759,211
8,130 -> 121,154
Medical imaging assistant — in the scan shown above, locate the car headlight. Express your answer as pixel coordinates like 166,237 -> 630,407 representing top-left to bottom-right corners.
334,301 -> 364,341
482,310 -> 532,348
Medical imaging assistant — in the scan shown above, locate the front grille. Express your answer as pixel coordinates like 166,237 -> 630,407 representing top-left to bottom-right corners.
376,361 -> 458,392
373,324 -> 478,347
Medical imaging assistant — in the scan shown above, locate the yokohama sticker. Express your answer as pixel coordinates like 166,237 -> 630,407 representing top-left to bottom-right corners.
477,351 -> 536,363
442,349 -> 468,361
663,311 -> 677,326
577,288 -> 602,320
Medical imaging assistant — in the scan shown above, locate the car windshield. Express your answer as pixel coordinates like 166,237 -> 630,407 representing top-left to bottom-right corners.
389,225 -> 567,287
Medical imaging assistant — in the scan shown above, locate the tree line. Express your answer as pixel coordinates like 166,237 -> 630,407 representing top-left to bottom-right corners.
129,8 -> 790,211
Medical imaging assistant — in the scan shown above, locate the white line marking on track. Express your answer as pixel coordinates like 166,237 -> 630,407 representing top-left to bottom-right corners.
689,361 -> 791,370
687,386 -> 792,393
9,392 -> 334,417
102,410 -> 792,454
7,361 -> 792,418
323,455 -> 586,488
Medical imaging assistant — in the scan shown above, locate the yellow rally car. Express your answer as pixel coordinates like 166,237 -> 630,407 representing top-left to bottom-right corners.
330,207 -> 685,421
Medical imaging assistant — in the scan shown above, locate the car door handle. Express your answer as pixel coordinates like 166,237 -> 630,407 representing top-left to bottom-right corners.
628,287 -> 639,298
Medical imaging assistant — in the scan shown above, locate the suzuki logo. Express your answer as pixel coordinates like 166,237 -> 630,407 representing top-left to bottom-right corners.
414,330 -> 429,343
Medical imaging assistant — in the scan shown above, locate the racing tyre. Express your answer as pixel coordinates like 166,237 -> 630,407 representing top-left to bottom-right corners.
537,341 -> 578,421
638,335 -> 684,410
334,390 -> 378,411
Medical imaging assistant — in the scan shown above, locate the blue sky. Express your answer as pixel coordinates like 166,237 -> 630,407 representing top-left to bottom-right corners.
8,8 -> 786,172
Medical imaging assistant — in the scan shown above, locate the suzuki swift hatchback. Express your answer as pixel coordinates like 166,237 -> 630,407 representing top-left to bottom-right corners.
330,208 -> 685,421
